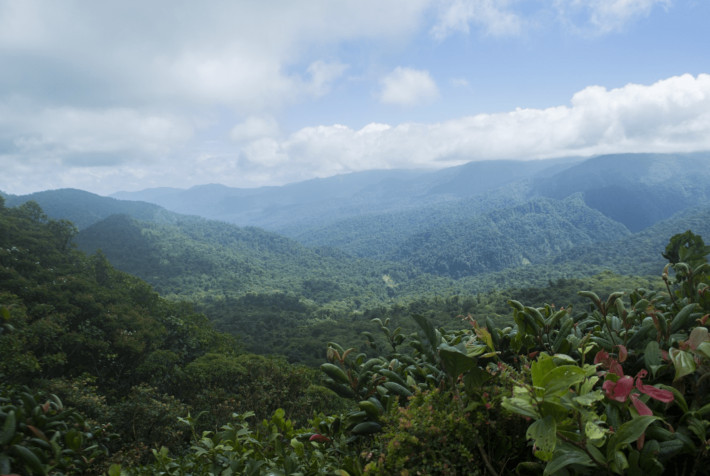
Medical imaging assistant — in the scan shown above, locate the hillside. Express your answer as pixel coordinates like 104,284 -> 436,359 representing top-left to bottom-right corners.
534,152 -> 710,231
550,205 -> 710,275
74,213 -> 453,306
391,195 -> 631,278
4,188 -> 173,230
111,153 -> 710,237
291,192 -> 630,278
112,157 -> 579,232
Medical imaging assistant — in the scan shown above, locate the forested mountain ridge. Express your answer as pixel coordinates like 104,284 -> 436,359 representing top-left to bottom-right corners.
292,194 -> 631,278
110,152 -> 710,236
73,213 -> 452,306
534,152 -> 710,231
111,157 -> 582,232
4,188 -> 174,230
391,195 -> 630,278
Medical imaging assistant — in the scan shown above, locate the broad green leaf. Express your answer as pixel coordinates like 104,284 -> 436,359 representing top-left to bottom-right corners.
585,421 -> 606,441
541,365 -> 586,396
688,326 -> 709,350
526,415 -> 557,458
696,342 -> 710,360
531,353 -> 555,388
411,314 -> 439,351
466,343 -> 488,358
574,389 -> 604,406
552,353 -> 577,365
543,443 -> 595,475
670,303 -> 699,333
655,384 -> 688,413
643,341 -> 662,377
607,415 -> 658,459
669,348 -> 696,381
580,375 -> 599,395
502,388 -> 538,419
463,365 -> 492,392
610,450 -> 629,474
475,326 -> 495,350
438,342 -> 476,378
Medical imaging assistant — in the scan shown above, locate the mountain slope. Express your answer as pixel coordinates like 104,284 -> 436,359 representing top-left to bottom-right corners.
5,188 -> 173,229
535,152 -> 710,231
550,205 -> 710,276
74,214 -> 453,305
390,195 -> 631,278
112,158 -> 580,232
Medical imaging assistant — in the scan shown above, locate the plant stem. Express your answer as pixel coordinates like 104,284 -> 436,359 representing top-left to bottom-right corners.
476,440 -> 499,476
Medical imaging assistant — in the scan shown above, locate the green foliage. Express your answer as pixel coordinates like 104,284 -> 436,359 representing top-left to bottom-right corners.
0,384 -> 112,475
9,192 -> 710,475
366,387 -> 528,475
0,200 -> 344,473
500,229 -> 710,475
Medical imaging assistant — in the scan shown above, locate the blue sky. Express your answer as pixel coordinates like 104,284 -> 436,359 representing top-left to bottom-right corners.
1,0 -> 709,195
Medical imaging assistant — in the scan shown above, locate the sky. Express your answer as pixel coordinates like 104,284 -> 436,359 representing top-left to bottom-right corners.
1,0 -> 709,196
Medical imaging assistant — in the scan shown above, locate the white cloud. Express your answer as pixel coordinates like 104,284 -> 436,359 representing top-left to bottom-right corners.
230,116 -> 281,142
431,0 -> 524,39
379,67 -> 440,106
306,60 -> 349,96
5,74 -> 707,195
236,74 -> 710,184
431,0 -> 671,39
0,0 -> 429,112
0,104 -> 192,162
554,0 -> 672,34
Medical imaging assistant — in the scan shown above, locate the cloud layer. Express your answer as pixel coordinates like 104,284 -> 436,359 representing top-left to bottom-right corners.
236,74 -> 710,184
0,0 -> 704,194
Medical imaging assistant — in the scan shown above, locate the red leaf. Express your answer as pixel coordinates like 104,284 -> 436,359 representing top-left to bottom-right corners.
309,434 -> 331,443
630,394 -> 653,416
594,349 -> 610,365
636,382 -> 674,403
603,376 -> 633,402
616,345 -> 628,363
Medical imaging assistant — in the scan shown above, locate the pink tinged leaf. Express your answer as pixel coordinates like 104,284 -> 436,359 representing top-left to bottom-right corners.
603,376 -> 634,402
637,430 -> 646,450
617,345 -> 628,363
630,394 -> 653,416
594,349 -> 610,365
637,383 -> 674,403
609,360 -> 624,377
309,434 -> 331,443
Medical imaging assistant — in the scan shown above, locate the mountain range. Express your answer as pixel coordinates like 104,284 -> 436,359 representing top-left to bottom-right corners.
4,152 -> 710,306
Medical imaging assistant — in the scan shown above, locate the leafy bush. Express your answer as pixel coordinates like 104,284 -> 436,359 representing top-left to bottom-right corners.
0,383 -> 112,475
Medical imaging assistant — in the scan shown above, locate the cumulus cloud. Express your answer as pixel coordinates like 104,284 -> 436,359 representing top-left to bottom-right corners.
0,1 -> 695,195
0,1 -> 428,110
0,0 -> 430,193
236,74 -> 710,184
379,67 -> 440,106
